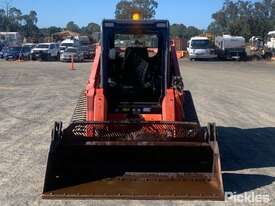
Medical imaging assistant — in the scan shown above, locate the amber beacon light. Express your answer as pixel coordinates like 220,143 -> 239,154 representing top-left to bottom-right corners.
131,11 -> 142,21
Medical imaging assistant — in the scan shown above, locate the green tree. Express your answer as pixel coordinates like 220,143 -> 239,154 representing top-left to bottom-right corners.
40,26 -> 62,36
0,9 -> 8,31
170,23 -> 202,40
20,10 -> 40,40
186,26 -> 202,39
115,0 -> 158,20
170,24 -> 186,38
208,0 -> 275,40
81,22 -> 100,35
39,26 -> 62,42
66,21 -> 80,33
5,7 -> 22,31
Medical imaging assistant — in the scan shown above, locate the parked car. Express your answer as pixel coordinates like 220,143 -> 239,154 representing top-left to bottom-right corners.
0,47 -> 9,59
31,43 -> 60,61
22,43 -> 36,50
5,46 -> 22,60
80,45 -> 95,59
187,36 -> 217,61
60,39 -> 80,54
0,44 -> 3,56
0,48 -> 4,58
20,46 -> 33,60
60,47 -> 84,62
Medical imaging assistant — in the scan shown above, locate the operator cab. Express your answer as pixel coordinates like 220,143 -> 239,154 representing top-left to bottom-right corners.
101,19 -> 170,115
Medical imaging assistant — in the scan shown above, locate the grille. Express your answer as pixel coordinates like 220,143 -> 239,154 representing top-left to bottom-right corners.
64,121 -> 203,141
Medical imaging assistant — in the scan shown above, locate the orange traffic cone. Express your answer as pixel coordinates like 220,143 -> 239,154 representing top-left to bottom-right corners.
70,56 -> 75,70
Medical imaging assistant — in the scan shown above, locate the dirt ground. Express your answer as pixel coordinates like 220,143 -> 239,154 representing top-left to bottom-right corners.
0,59 -> 274,206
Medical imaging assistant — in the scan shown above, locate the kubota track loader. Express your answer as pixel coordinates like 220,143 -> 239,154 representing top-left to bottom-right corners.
43,18 -> 224,200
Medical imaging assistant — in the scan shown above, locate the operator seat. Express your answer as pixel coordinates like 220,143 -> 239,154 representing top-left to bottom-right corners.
122,47 -> 149,86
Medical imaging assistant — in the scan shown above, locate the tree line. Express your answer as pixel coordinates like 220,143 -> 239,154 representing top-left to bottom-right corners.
1,0 -> 275,42
114,0 -> 203,39
208,0 -> 275,40
0,1 -> 100,42
167,0 -> 275,40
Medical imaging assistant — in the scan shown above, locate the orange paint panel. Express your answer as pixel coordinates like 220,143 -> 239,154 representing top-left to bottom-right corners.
175,90 -> 184,121
94,89 -> 107,121
108,114 -> 162,121
86,45 -> 101,121
143,114 -> 162,121
86,89 -> 95,121
162,89 -> 176,121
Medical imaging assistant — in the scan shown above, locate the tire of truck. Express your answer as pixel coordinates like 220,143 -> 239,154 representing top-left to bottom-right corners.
264,52 -> 272,60
56,53 -> 60,61
241,53 -> 248,61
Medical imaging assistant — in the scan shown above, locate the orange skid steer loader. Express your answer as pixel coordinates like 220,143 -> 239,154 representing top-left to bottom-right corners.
43,18 -> 224,200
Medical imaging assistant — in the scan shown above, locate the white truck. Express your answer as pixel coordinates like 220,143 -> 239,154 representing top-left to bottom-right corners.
59,38 -> 80,54
0,32 -> 23,47
31,43 -> 60,61
248,36 -> 273,60
266,31 -> 275,55
187,36 -> 217,61
215,35 -> 247,60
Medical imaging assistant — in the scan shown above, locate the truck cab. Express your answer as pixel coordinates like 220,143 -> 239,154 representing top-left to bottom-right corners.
31,43 -> 60,61
187,36 -> 217,61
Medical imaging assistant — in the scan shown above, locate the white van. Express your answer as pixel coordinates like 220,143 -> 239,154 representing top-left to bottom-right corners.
60,38 -> 80,53
187,37 -> 217,60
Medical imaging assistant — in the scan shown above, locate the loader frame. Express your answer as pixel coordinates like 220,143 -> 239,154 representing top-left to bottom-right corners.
42,19 -> 224,201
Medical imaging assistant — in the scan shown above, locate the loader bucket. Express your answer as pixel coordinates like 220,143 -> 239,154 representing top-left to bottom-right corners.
43,122 -> 224,200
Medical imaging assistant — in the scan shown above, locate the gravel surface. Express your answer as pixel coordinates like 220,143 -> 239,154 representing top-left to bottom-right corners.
0,59 -> 274,206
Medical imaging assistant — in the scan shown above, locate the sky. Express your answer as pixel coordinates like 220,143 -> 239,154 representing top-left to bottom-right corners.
0,0 -> 257,29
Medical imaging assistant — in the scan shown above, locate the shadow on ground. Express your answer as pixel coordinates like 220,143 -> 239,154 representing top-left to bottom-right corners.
218,127 -> 275,194
223,173 -> 275,194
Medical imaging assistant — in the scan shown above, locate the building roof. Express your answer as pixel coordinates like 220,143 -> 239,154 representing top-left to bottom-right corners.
53,30 -> 80,40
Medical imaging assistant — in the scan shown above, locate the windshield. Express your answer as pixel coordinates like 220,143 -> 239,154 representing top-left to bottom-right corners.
61,43 -> 73,47
267,34 -> 275,42
114,34 -> 159,57
65,48 -> 77,53
10,47 -> 21,52
191,40 -> 210,49
23,45 -> 34,48
36,44 -> 49,49
115,34 -> 158,48
22,47 -> 31,52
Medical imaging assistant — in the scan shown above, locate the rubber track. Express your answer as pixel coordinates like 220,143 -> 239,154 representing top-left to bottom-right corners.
71,90 -> 87,122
